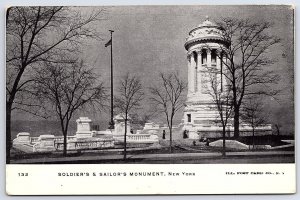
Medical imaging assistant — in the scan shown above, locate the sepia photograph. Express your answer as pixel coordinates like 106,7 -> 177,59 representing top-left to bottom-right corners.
5,4 -> 296,195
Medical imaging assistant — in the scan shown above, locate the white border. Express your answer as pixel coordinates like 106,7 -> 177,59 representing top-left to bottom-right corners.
6,164 -> 296,195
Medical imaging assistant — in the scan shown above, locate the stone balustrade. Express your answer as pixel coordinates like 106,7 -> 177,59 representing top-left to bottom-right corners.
30,137 -> 39,144
128,134 -> 150,141
54,139 -> 114,150
13,132 -> 31,144
14,131 -> 159,152
30,135 -> 78,144
53,136 -> 77,142
114,134 -> 159,144
13,131 -> 115,152
13,116 -> 159,153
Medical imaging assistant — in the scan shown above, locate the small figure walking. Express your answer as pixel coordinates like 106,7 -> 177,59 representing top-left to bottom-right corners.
206,138 -> 210,146
183,130 -> 188,139
162,130 -> 166,139
193,140 -> 196,146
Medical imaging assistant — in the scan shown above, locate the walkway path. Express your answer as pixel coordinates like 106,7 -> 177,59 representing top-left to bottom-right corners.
10,150 -> 294,164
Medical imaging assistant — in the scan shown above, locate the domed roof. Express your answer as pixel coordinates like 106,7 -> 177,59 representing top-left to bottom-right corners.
197,16 -> 219,28
184,16 -> 230,50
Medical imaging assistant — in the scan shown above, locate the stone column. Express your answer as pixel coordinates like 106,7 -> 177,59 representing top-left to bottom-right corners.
216,50 -> 221,91
222,54 -> 227,91
195,54 -> 198,92
187,54 -> 191,93
190,53 -> 196,93
207,49 -> 211,69
207,49 -> 212,94
196,50 -> 202,93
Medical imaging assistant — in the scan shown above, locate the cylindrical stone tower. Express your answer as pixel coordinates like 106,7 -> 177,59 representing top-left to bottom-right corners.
182,17 -> 230,139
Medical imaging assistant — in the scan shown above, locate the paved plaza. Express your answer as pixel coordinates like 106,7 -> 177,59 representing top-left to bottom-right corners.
11,150 -> 294,164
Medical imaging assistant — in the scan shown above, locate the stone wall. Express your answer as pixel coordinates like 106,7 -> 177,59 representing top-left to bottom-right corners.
186,128 -> 272,140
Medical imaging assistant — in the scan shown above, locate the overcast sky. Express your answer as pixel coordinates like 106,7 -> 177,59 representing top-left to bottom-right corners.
77,5 -> 294,124
12,5 -> 294,131
85,5 -> 293,85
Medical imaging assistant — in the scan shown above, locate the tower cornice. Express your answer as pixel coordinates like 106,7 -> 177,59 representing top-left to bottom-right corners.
184,38 -> 230,51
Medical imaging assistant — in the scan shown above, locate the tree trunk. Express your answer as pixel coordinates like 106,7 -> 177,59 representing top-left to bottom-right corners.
6,103 -> 12,164
169,121 -> 173,153
60,120 -> 68,157
222,125 -> 226,157
123,118 -> 127,160
275,124 -> 280,136
63,131 -> 67,157
233,107 -> 240,138
252,126 -> 255,151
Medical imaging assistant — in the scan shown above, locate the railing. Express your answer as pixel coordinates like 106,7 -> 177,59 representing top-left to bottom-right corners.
127,134 -> 151,141
30,137 -> 39,144
53,136 -> 76,142
30,135 -> 77,144
75,140 -> 113,148
54,139 -> 114,150
24,133 -> 157,152
113,134 -> 159,144
114,134 -> 151,140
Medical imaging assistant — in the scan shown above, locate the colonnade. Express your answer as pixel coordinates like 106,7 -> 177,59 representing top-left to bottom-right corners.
187,48 -> 227,94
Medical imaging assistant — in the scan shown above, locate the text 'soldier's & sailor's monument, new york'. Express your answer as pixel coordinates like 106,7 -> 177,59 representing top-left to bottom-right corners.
182,17 -> 272,139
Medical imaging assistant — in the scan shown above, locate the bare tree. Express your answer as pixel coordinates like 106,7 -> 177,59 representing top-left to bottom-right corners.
139,112 -> 157,126
240,97 -> 266,150
205,66 -> 233,156
33,60 -> 107,156
274,124 -> 281,136
215,18 -> 280,138
131,111 -> 158,127
114,73 -> 144,160
271,103 -> 291,136
6,6 -> 105,163
149,72 -> 187,153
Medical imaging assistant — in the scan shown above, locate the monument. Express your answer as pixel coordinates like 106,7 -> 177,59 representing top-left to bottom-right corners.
182,17 -> 272,139
76,117 -> 94,138
113,113 -> 132,136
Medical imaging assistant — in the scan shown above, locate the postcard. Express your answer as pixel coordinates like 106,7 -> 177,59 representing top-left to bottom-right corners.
5,5 -> 295,195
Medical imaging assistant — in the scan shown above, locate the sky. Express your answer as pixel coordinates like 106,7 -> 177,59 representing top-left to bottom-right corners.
84,5 -> 293,86
11,5 -> 295,133
78,6 -> 294,127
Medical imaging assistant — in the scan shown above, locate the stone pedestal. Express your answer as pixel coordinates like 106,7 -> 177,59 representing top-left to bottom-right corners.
13,132 -> 31,144
143,122 -> 160,130
188,131 -> 199,139
113,113 -> 131,136
33,135 -> 56,152
76,117 -> 93,138
38,135 -> 55,147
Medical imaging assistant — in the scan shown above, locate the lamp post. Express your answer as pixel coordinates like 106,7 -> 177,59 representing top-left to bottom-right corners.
107,30 -> 114,129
